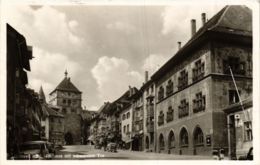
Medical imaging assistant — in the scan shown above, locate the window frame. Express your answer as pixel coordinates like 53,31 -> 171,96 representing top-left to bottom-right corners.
244,121 -> 253,142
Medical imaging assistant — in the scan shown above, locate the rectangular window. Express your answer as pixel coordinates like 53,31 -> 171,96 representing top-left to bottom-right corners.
178,70 -> 188,90
68,99 -> 71,105
192,59 -> 205,82
158,86 -> 165,101
193,92 -> 206,113
244,121 -> 253,141
63,99 -> 66,104
178,99 -> 189,118
166,80 -> 174,96
123,125 -> 126,133
158,111 -> 164,126
166,106 -> 174,122
223,57 -> 246,75
229,90 -> 239,104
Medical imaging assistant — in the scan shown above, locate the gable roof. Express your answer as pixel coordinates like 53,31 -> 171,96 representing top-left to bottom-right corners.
50,77 -> 81,95
151,5 -> 252,81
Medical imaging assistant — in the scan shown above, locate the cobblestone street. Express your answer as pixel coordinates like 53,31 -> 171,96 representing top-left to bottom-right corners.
55,145 -> 227,160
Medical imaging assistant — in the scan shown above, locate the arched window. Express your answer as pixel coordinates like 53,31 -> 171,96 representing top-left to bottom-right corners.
168,131 -> 175,148
180,127 -> 189,147
159,134 -> 165,150
122,114 -> 126,120
193,126 -> 204,146
145,136 -> 149,149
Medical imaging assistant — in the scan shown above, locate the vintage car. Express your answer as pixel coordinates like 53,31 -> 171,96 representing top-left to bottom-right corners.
238,147 -> 253,160
13,141 -> 53,160
106,143 -> 117,152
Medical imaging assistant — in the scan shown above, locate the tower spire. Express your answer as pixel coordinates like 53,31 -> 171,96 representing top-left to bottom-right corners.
39,85 -> 46,103
65,69 -> 68,78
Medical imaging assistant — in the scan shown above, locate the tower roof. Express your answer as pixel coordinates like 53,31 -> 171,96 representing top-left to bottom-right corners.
50,71 -> 81,95
39,86 -> 46,103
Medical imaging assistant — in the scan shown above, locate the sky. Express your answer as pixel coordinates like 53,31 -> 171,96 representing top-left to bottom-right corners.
4,4 -> 226,111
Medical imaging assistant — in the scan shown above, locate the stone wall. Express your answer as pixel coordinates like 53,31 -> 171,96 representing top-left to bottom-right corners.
64,114 -> 82,144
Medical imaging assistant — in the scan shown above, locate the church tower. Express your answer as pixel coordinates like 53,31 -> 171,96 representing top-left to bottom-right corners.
39,85 -> 46,103
49,70 -> 83,144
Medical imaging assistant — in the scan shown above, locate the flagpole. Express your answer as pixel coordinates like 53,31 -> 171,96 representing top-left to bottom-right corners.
229,66 -> 250,121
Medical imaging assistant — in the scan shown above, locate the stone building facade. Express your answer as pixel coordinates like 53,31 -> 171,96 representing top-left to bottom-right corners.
49,71 -> 83,144
7,24 -> 43,157
87,5 -> 252,157
47,106 -> 65,145
142,79 -> 156,152
223,98 -> 252,159
131,90 -> 144,151
120,104 -> 132,150
151,5 -> 252,155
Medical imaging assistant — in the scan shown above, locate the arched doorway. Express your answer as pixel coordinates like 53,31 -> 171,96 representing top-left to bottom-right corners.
193,126 -> 204,155
168,131 -> 175,149
159,134 -> 165,152
64,132 -> 73,145
179,127 -> 188,147
193,126 -> 204,146
145,136 -> 149,150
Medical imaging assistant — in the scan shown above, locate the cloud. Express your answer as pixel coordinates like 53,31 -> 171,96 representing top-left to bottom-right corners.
5,5 -> 84,54
27,47 -> 81,97
91,56 -> 142,102
142,54 -> 171,76
161,5 -> 225,41
106,21 -> 136,34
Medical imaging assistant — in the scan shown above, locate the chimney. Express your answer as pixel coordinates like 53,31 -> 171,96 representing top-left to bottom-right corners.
145,71 -> 149,83
178,41 -> 182,50
191,19 -> 196,37
129,86 -> 132,96
201,13 -> 206,26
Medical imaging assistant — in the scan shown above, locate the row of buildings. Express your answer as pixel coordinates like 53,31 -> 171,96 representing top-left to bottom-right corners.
6,24 -> 96,158
88,5 -> 253,159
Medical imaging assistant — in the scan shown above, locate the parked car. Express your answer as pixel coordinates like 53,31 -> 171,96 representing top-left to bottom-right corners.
13,141 -> 53,160
238,147 -> 253,160
94,144 -> 102,149
107,143 -> 117,152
